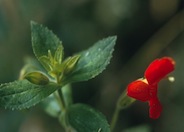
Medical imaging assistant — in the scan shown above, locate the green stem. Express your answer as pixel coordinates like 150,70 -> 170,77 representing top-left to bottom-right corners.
54,92 -> 64,110
55,74 -> 70,131
61,84 -> 73,107
110,90 -> 136,131
110,107 -> 120,132
57,89 -> 65,109
55,73 -> 65,109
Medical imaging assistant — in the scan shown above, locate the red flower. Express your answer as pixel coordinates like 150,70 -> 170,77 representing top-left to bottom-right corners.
127,57 -> 175,119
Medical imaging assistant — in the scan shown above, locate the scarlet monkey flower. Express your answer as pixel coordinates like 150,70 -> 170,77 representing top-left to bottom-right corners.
127,57 -> 175,119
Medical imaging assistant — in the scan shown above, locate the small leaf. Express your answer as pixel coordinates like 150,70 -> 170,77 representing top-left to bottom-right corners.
48,50 -> 53,61
63,36 -> 117,83
24,71 -> 49,85
65,104 -> 110,132
31,21 -> 63,60
39,56 -> 52,71
0,80 -> 60,110
54,45 -> 64,64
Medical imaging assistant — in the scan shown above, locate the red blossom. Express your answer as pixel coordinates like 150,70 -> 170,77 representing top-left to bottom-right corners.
127,79 -> 151,102
127,57 -> 175,119
145,57 -> 175,85
149,97 -> 162,119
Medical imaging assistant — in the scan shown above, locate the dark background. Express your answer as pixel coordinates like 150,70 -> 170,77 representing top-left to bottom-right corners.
0,0 -> 184,132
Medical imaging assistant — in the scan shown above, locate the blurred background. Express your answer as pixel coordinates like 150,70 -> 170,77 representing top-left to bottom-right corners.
0,0 -> 184,132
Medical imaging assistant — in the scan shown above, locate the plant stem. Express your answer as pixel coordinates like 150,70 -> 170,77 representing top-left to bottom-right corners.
57,89 -> 65,109
55,74 -> 65,108
54,92 -> 64,110
55,74 -> 70,131
110,106 -> 120,132
61,84 -> 73,107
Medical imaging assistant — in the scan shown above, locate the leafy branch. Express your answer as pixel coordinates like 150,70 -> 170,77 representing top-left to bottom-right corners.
0,21 -> 117,131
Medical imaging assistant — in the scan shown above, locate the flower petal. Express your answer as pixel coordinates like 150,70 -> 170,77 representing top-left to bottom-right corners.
149,84 -> 158,98
149,97 -> 162,119
145,57 -> 175,85
127,80 -> 151,102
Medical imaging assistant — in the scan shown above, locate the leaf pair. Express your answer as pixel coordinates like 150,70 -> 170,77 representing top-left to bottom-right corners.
0,21 -> 117,131
0,21 -> 117,110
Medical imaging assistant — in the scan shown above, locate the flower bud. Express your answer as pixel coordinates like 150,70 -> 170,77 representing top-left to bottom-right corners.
24,71 -> 49,85
63,55 -> 80,75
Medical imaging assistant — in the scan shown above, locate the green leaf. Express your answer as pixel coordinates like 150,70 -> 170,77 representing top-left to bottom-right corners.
31,21 -> 63,60
65,104 -> 110,132
54,45 -> 64,64
0,80 -> 60,110
39,55 -> 52,71
64,36 -> 117,83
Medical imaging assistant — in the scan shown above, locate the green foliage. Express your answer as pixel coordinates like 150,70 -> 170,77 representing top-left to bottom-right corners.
63,36 -> 117,83
0,80 -> 59,110
0,21 -> 117,131
31,21 -> 117,85
66,104 -> 110,132
31,21 -> 63,60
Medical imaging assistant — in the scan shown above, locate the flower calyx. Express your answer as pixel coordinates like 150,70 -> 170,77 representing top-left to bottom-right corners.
39,45 -> 80,84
